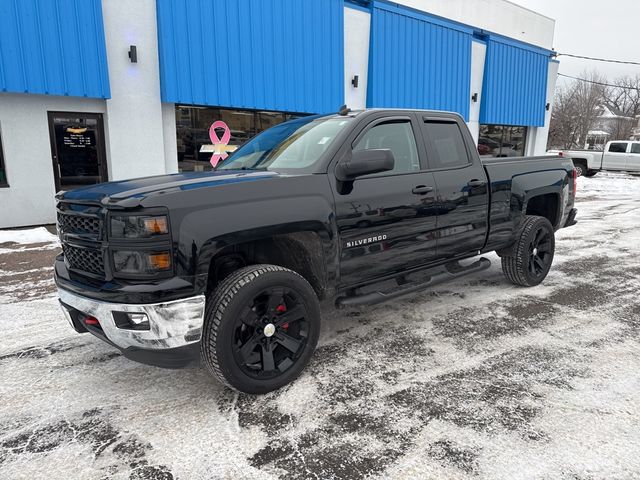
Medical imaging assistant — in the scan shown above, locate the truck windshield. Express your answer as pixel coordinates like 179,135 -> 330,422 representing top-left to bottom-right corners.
217,115 -> 352,172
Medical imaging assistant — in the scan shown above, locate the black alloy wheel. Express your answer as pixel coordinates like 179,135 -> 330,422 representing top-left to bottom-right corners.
232,287 -> 310,379
501,215 -> 555,287
528,226 -> 553,279
201,264 -> 321,394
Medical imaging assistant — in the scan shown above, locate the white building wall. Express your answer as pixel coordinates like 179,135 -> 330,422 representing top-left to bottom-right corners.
394,0 -> 555,49
467,40 -> 487,144
0,95 -> 107,228
344,7 -> 371,111
162,103 -> 179,174
101,0 -> 172,181
527,60 -> 560,156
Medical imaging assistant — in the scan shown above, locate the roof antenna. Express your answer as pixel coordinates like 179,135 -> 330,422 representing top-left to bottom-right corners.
338,104 -> 351,116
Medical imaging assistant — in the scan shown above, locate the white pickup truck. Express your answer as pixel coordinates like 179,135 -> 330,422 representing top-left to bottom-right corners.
549,140 -> 640,177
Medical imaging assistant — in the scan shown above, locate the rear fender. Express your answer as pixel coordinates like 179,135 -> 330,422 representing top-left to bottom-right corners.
496,170 -> 567,255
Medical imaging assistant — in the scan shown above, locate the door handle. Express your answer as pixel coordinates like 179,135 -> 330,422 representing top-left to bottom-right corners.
467,179 -> 487,187
412,185 -> 434,195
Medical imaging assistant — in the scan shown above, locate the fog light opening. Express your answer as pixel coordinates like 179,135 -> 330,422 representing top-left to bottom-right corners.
113,311 -> 150,331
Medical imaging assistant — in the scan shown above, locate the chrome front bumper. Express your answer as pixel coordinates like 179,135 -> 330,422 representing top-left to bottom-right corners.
58,288 -> 206,350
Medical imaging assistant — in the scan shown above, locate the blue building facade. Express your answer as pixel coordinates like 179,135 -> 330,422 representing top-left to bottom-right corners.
0,0 -> 558,228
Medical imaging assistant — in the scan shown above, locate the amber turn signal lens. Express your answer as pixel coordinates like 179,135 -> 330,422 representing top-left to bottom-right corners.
143,216 -> 169,235
148,252 -> 171,270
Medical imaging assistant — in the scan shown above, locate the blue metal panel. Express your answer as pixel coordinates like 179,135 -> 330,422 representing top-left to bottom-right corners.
480,37 -> 550,126
156,0 -> 344,114
367,1 -> 472,120
0,0 -> 110,98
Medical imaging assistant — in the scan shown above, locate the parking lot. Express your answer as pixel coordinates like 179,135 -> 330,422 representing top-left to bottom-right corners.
1,172 -> 639,480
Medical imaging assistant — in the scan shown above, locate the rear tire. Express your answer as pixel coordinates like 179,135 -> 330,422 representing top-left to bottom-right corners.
501,215 -> 555,287
572,161 -> 587,177
201,264 -> 321,394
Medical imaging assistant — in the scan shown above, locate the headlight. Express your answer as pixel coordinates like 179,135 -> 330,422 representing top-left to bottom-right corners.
110,215 -> 169,239
112,250 -> 172,275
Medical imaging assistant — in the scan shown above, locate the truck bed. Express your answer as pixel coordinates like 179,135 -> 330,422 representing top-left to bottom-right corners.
481,154 -> 576,252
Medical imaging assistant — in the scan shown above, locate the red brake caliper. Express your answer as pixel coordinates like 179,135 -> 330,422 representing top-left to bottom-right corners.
276,304 -> 289,330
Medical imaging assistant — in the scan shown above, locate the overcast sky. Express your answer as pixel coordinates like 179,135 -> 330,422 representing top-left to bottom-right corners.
510,0 -> 640,83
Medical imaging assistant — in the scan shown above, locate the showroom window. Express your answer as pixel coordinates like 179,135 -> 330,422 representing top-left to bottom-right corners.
478,125 -> 528,158
0,126 -> 7,187
175,106 -> 305,172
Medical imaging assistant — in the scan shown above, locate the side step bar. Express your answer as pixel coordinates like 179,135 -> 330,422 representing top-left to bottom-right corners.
336,257 -> 491,308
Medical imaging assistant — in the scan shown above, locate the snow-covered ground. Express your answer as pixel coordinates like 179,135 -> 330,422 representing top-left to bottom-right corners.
1,172 -> 639,479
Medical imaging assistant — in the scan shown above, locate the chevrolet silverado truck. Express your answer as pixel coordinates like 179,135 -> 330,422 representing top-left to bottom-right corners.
55,109 -> 577,394
549,139 -> 640,177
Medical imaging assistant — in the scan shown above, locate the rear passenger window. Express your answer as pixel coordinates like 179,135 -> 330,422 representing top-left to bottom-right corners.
609,142 -> 628,153
424,122 -> 470,169
354,120 -> 420,174
631,144 -> 640,154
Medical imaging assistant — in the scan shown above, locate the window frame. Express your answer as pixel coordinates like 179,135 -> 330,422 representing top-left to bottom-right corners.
0,123 -> 8,188
345,115 -> 427,178
630,143 -> 640,154
420,119 -> 472,171
608,142 -> 629,153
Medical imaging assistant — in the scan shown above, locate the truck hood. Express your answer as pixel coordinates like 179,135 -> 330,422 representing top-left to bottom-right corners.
57,170 -> 283,206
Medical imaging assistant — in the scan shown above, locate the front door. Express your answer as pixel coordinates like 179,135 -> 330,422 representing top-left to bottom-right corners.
332,114 -> 439,288
48,112 -> 108,191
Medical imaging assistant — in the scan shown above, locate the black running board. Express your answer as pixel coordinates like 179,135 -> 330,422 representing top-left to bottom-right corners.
336,257 -> 491,307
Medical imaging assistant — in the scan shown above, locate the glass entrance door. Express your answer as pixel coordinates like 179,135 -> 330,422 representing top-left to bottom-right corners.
48,112 -> 108,191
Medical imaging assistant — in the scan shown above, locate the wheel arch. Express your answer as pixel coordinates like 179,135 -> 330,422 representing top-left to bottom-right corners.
570,157 -> 589,174
524,192 -> 561,229
198,229 -> 333,300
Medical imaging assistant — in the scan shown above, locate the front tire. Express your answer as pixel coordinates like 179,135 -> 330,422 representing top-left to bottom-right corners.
501,216 -> 555,287
201,264 -> 321,394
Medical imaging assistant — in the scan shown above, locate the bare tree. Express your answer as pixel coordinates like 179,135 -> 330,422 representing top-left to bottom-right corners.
603,75 -> 640,139
548,70 -> 605,149
548,85 -> 580,149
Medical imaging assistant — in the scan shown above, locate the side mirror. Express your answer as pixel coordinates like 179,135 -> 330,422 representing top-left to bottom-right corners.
336,149 -> 395,181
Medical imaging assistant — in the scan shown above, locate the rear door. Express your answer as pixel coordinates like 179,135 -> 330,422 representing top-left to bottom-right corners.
418,116 -> 489,259
602,142 -> 629,170
332,113 -> 439,287
625,142 -> 640,172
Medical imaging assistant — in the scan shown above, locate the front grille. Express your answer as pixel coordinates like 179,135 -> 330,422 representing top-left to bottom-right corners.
58,213 -> 101,236
62,244 -> 105,276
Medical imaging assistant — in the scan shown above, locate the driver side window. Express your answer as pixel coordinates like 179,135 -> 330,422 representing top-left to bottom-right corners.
353,120 -> 420,175
608,142 -> 628,153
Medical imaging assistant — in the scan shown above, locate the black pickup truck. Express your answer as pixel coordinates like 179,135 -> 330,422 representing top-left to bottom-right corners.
55,109 -> 577,394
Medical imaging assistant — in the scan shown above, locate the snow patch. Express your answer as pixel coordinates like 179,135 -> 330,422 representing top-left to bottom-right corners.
0,227 -> 59,246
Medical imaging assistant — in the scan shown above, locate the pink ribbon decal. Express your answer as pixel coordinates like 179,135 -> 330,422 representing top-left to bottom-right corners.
209,120 -> 232,168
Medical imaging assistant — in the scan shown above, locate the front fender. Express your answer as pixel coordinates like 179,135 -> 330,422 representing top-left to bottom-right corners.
168,177 -> 339,294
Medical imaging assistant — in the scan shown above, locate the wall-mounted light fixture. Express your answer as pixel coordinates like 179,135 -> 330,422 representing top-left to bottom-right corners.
546,103 -> 551,111
471,92 -> 478,103
128,45 -> 138,63
351,75 -> 359,88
